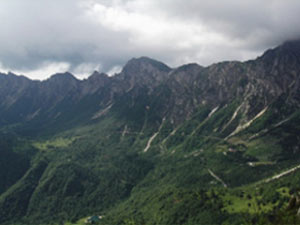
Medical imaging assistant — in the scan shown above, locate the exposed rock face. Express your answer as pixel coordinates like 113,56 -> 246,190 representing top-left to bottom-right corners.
115,56 -> 172,94
0,40 -> 300,225
0,40 -> 299,133
80,71 -> 111,95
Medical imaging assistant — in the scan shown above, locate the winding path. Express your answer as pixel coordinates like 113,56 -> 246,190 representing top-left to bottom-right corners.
208,169 -> 228,188
264,164 -> 300,183
143,118 -> 165,153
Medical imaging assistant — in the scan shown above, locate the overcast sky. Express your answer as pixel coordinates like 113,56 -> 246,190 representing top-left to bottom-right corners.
0,0 -> 300,80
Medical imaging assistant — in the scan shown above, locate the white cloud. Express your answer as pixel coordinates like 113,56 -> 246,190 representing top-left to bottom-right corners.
0,61 -> 71,81
72,63 -> 103,79
107,65 -> 122,76
0,0 -> 299,79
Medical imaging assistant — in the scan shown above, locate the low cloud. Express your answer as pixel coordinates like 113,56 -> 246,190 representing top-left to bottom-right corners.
0,0 -> 299,79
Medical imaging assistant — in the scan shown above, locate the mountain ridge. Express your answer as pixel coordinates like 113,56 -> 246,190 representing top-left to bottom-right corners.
0,40 -> 298,129
0,40 -> 299,225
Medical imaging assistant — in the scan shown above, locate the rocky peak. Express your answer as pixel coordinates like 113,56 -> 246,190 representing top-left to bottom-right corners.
80,71 -> 111,95
45,72 -> 79,88
280,39 -> 300,55
122,56 -> 171,75
174,63 -> 202,72
42,72 -> 79,98
0,72 -> 30,82
7,71 -> 19,77
47,72 -> 78,83
251,40 -> 300,99
88,71 -> 109,82
166,63 -> 204,91
259,39 -> 300,67
116,57 -> 172,92
0,72 -> 32,93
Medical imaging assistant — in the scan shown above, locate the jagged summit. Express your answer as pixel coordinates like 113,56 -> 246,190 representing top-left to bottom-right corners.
7,71 -> 19,77
86,71 -> 110,83
0,72 -> 30,81
0,40 -> 299,128
47,72 -> 78,82
173,63 -> 202,72
259,39 -> 300,62
88,71 -> 109,80
122,56 -> 171,74
83,71 -> 110,94
282,38 -> 300,49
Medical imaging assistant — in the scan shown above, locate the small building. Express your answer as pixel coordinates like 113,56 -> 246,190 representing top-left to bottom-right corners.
85,215 -> 103,224
228,148 -> 237,153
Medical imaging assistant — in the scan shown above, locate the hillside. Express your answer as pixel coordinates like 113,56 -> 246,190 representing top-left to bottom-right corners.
0,40 -> 300,225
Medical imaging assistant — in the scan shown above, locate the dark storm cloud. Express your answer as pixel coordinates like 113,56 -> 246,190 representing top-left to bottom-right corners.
0,0 -> 134,78
158,0 -> 300,46
0,0 -> 299,79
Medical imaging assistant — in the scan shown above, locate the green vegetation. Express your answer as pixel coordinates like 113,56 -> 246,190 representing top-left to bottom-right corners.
1,45 -> 300,225
32,137 -> 78,151
1,101 -> 299,225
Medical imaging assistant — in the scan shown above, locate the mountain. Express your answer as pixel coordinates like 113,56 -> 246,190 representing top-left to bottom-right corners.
0,40 -> 300,225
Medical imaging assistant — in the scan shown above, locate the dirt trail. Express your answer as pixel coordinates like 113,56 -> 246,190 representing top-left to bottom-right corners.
264,164 -> 300,183
208,169 -> 228,188
143,118 -> 165,152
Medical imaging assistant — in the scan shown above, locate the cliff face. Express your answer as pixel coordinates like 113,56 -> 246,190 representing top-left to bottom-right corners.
0,40 -> 299,133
